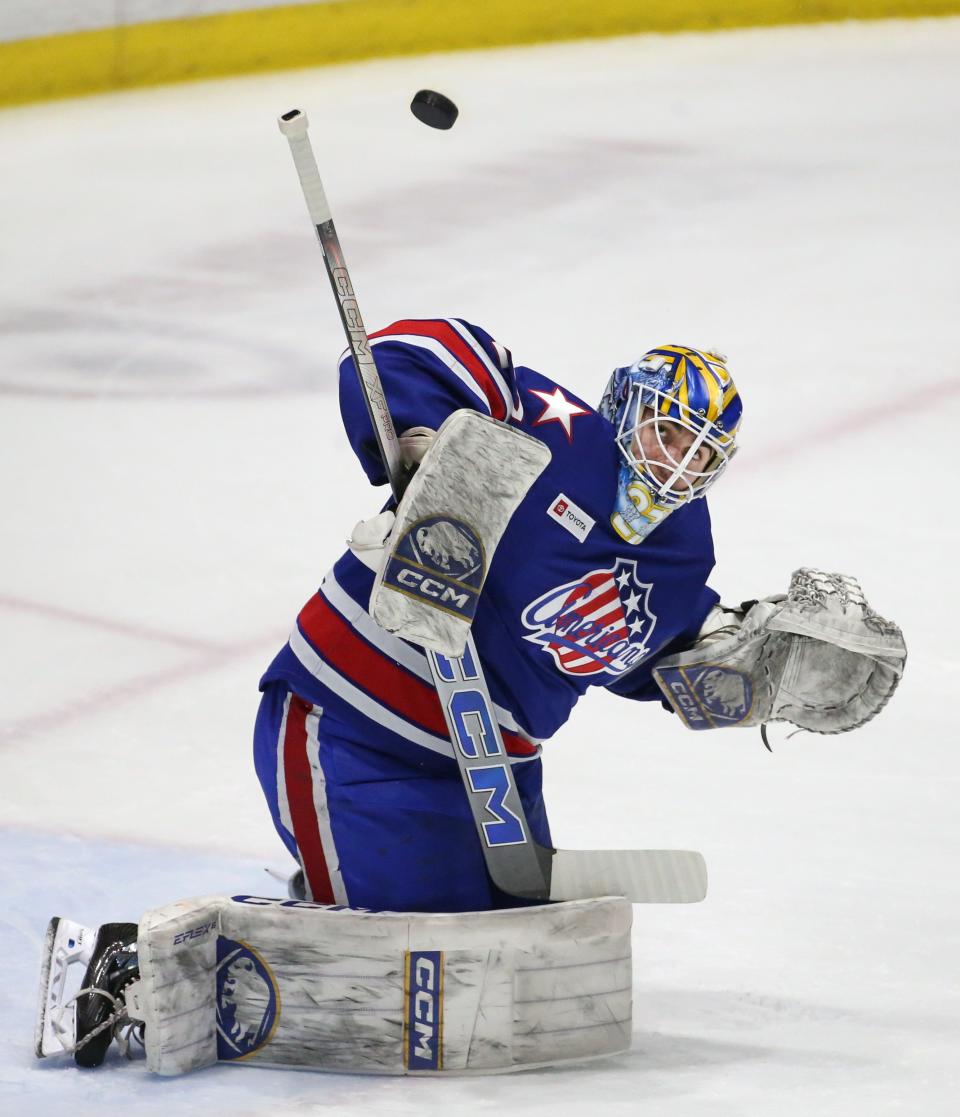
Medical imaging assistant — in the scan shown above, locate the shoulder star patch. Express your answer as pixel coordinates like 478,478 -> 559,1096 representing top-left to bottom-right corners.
530,387 -> 589,442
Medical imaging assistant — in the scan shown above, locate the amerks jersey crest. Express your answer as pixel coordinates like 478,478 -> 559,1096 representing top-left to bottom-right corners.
521,558 -> 657,677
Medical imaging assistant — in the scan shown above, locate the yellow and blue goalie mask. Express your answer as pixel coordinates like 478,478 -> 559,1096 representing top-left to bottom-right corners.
598,345 -> 743,545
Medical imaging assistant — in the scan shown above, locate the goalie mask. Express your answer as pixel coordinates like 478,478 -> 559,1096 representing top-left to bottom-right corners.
598,344 -> 743,544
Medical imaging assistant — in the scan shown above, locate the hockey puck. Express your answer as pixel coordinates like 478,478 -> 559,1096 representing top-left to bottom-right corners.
410,89 -> 459,130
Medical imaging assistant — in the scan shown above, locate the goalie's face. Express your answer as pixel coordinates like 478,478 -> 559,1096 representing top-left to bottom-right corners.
601,345 -> 742,508
622,400 -> 733,504
632,408 -> 713,494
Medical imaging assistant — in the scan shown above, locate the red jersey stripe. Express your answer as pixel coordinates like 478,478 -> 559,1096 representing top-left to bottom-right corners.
300,594 -> 450,735
282,696 -> 335,904
297,593 -> 536,758
369,319 -> 508,420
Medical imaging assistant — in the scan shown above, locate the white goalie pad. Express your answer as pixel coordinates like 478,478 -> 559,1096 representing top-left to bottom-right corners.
370,409 -> 552,657
136,894 -> 632,1076
654,567 -> 906,734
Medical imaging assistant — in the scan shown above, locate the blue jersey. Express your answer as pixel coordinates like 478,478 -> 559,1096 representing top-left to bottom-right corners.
260,317 -> 719,764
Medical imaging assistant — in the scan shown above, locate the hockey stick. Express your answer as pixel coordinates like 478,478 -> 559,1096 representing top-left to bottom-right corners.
277,109 -> 706,904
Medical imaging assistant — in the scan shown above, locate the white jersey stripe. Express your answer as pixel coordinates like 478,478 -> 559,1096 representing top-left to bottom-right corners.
289,625 -> 541,764
274,693 -> 297,849
290,626 -> 453,756
320,571 -> 431,681
366,336 -> 493,414
339,338 -> 490,413
319,570 -> 542,746
303,706 -> 349,906
444,317 -> 516,420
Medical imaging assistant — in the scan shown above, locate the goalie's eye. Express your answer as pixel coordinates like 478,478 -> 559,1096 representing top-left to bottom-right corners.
656,421 -> 687,447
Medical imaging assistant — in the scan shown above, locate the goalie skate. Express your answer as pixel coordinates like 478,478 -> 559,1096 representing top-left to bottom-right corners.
35,917 -> 97,1058
35,917 -> 142,1066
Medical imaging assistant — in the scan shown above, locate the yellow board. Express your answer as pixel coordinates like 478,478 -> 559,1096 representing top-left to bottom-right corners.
2,0 -> 959,108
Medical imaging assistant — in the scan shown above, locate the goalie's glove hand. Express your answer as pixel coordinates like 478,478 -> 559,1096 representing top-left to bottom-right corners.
654,568 -> 906,739
692,596 -> 785,644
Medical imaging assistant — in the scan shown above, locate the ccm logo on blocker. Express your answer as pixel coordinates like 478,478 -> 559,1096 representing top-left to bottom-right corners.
383,515 -> 486,622
394,568 -> 469,612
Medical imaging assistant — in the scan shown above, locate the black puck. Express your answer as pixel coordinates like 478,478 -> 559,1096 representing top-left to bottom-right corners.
410,89 -> 459,130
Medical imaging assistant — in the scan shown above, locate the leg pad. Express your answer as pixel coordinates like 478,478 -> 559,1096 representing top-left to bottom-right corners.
137,893 -> 632,1075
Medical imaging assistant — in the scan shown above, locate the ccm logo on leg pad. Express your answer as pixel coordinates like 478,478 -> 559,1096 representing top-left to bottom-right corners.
404,950 -> 444,1071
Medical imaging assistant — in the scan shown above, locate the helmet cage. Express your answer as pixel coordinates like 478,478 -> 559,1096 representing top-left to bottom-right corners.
616,382 -> 736,506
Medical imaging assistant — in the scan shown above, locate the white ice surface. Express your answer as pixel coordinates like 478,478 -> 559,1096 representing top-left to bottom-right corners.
2,18 -> 959,1115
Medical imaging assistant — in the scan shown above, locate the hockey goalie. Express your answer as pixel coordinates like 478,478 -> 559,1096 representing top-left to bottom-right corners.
35,116 -> 905,1079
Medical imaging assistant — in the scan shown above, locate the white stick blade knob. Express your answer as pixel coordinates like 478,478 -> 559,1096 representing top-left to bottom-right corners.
278,109 -> 309,137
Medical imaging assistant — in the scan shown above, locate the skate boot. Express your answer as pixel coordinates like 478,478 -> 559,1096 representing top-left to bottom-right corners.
288,867 -> 306,900
73,922 -> 140,1067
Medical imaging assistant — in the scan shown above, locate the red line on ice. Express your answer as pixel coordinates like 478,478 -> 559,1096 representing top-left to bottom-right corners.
748,376 -> 960,465
0,635 -> 274,747
0,594 -> 226,653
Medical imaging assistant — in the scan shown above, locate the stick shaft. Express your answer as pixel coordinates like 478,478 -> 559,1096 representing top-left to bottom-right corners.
278,108 -> 551,900
280,112 -> 404,499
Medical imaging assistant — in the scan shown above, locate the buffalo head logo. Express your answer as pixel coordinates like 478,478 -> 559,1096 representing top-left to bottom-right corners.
700,668 -> 749,719
413,519 -> 482,578
216,941 -> 278,1059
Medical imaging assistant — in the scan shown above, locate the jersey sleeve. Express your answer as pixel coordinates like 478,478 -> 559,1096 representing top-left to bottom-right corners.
604,583 -> 720,705
339,317 -> 521,485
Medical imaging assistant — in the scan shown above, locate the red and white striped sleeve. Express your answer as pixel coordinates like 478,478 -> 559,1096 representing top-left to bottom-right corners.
339,317 -> 523,483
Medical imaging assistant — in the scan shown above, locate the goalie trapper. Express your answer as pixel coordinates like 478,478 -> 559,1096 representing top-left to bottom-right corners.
36,917 -> 143,1067
653,567 -> 906,738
